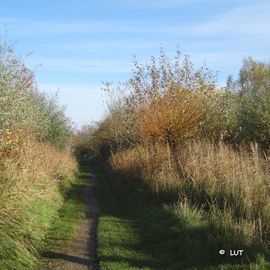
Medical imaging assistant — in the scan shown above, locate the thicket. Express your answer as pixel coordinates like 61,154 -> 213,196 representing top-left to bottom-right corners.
0,41 -> 71,150
76,49 -> 270,267
0,41 -> 77,270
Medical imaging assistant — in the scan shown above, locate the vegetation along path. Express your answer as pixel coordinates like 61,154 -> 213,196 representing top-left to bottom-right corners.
43,158 -> 269,270
43,164 -> 100,270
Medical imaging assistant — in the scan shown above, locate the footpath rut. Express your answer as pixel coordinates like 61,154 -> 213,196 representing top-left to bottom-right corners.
48,175 -> 100,270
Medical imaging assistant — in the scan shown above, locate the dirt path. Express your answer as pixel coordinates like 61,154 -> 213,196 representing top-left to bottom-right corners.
47,177 -> 100,270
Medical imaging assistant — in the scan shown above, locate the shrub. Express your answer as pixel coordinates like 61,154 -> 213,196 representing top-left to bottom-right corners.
225,58 -> 270,149
0,39 -> 77,269
136,87 -> 208,146
0,41 -> 71,150
94,49 -> 218,153
95,104 -> 138,154
127,48 -> 216,108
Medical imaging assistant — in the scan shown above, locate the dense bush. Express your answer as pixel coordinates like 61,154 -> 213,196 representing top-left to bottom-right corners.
0,40 -> 77,269
85,52 -> 270,153
238,57 -> 270,96
0,41 -> 71,150
80,49 -> 219,154
96,105 -> 138,154
136,87 -> 208,146
234,59 -> 270,148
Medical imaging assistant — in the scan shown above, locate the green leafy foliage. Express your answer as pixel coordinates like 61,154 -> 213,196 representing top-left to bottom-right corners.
224,58 -> 270,148
0,39 -> 77,270
0,41 -> 71,150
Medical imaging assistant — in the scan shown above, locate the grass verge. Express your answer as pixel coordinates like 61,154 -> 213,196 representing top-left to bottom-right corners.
40,167 -> 89,269
92,159 -> 269,270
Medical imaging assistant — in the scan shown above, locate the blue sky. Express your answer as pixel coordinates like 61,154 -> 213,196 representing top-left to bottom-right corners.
0,0 -> 269,127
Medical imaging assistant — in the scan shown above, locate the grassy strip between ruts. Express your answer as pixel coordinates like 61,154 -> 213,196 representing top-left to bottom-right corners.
92,159 -> 269,270
40,167 -> 88,269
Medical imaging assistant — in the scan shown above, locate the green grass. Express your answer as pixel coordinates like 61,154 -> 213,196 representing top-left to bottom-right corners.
91,159 -> 270,270
0,185 -> 65,270
93,167 -> 156,270
40,168 -> 88,269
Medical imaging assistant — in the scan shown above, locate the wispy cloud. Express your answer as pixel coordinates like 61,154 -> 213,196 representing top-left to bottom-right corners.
2,1 -> 270,40
116,0 -> 255,9
27,57 -> 132,73
190,2 -> 270,36
1,19 -> 172,36
47,40 -> 166,51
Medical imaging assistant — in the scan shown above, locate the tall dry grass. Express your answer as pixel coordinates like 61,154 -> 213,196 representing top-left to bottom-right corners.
110,140 -> 270,245
0,135 -> 77,270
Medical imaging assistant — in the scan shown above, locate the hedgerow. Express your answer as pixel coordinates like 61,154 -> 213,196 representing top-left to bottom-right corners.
0,40 -> 77,269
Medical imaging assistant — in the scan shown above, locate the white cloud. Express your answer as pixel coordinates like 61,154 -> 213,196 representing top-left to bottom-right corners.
48,40 -> 165,51
116,0 -> 252,9
1,1 -> 269,39
0,18 -> 173,36
186,2 -> 270,37
1,3 -> 268,42
26,57 -> 132,73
